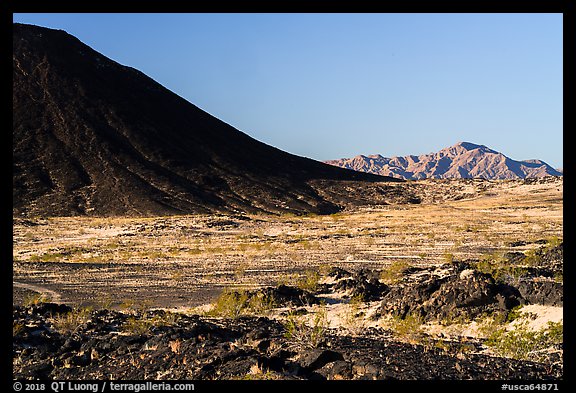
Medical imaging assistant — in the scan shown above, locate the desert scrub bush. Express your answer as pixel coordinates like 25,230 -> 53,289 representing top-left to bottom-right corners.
380,260 -> 410,285
437,312 -> 471,328
329,212 -> 344,221
233,260 -> 251,279
318,264 -> 336,277
29,246 -> 91,262
344,294 -> 366,335
206,289 -> 250,319
150,311 -> 182,327
117,299 -> 154,313
146,250 -> 169,260
276,270 -> 322,292
389,313 -> 426,345
169,271 -> 185,282
122,316 -> 155,335
122,311 -> 181,335
505,305 -> 526,323
28,252 -> 66,262
13,321 -> 25,336
51,307 -> 92,334
23,292 -> 50,306
434,340 -> 451,354
279,212 -> 298,221
300,239 -> 321,250
245,291 -> 277,316
187,247 -> 202,256
442,252 -> 455,264
283,306 -> 329,350
234,364 -> 282,380
523,249 -> 543,266
295,269 -> 321,292
476,251 -> 506,269
544,236 -> 562,249
500,267 -> 529,286
119,299 -> 136,311
206,289 -> 276,318
484,321 -> 563,362
476,311 -> 507,337
94,295 -> 114,310
474,253 -> 527,284
553,271 -> 563,283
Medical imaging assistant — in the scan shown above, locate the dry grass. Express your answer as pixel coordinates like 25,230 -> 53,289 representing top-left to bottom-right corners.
50,308 -> 92,334
13,178 -> 562,309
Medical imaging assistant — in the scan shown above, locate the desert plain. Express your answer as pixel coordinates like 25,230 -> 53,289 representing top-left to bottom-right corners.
12,177 -> 564,380
13,177 -> 562,308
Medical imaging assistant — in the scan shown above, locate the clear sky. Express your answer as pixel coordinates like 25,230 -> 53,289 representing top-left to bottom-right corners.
12,13 -> 563,169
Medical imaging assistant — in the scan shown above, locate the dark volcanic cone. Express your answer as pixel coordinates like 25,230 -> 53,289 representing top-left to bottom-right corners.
13,23 -> 399,217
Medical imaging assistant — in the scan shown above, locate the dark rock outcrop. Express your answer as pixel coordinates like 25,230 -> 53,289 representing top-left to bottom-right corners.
379,268 -> 536,321
320,267 -> 390,301
254,285 -> 320,307
377,242 -> 563,322
334,270 -> 389,301
517,281 -> 563,307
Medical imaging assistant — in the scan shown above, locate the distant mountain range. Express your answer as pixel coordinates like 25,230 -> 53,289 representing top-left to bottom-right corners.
325,142 -> 562,180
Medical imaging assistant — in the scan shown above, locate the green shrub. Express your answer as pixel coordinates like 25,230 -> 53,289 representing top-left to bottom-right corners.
545,236 -> 562,249
443,252 -> 454,264
29,252 -> 66,262
553,271 -> 563,283
389,313 -> 425,344
523,249 -> 542,266
206,288 -> 276,319
544,321 -> 563,343
434,340 -> 451,353
51,307 -> 92,334
380,260 -> 409,285
474,253 -> 528,284
506,305 -> 523,322
122,316 -> 154,335
23,292 -> 50,306
248,292 -> 276,315
484,321 -> 563,362
277,267 -> 321,290
295,270 -> 321,292
207,289 -> 250,319
150,311 -> 182,327
122,311 -> 181,335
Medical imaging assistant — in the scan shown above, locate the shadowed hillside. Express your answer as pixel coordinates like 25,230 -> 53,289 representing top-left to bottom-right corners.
13,23 -> 401,217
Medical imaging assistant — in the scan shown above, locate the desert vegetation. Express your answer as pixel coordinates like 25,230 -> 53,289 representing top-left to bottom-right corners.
13,177 -> 563,380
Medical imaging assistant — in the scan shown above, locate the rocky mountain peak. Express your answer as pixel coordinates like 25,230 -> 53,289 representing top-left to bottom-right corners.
326,143 -> 562,180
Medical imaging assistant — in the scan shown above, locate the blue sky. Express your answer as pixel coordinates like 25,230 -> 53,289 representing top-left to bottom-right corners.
13,13 -> 563,169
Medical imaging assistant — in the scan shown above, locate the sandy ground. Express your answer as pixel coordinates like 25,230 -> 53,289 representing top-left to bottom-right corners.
13,177 -> 562,314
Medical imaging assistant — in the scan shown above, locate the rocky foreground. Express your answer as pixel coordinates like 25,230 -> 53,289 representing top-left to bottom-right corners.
13,244 -> 563,380
12,305 -> 560,381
